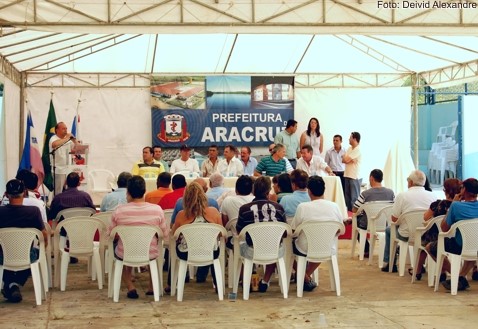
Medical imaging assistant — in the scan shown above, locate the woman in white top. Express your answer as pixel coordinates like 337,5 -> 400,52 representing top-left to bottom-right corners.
300,117 -> 323,156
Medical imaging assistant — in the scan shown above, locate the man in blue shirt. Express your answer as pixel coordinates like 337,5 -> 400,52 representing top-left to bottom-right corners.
280,169 -> 311,218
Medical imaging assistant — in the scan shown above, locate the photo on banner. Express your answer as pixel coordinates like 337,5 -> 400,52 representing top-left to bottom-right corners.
150,76 -> 294,152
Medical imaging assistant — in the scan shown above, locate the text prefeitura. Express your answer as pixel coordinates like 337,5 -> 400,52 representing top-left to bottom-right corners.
378,1 -> 477,9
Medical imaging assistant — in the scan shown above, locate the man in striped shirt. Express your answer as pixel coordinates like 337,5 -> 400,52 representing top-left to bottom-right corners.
254,143 -> 289,177
107,175 -> 170,299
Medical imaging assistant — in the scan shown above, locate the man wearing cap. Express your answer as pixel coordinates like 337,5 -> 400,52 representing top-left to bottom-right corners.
0,179 -> 48,303
49,121 -> 77,196
132,146 -> 164,179
274,119 -> 300,169
170,145 -> 200,175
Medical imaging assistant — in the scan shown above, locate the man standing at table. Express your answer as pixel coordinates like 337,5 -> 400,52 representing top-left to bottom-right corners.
201,145 -> 220,178
240,146 -> 258,176
131,146 -> 164,179
217,145 -> 244,177
274,119 -> 300,169
342,132 -> 362,211
170,145 -> 200,175
325,135 -> 346,190
49,122 -> 77,196
153,145 -> 170,173
297,144 -> 334,177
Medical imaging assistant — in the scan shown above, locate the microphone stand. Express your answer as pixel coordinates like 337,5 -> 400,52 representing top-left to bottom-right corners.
50,136 -> 73,197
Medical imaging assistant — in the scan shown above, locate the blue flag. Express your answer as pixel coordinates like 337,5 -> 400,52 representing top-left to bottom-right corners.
18,111 -> 45,187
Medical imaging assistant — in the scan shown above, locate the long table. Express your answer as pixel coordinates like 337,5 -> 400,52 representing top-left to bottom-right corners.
145,175 -> 347,218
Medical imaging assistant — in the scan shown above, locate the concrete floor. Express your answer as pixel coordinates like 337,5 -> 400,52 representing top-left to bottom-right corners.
1,240 -> 477,329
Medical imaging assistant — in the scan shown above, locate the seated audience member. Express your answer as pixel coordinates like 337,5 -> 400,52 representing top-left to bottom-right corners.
412,178 -> 460,280
153,145 -> 169,173
217,145 -> 244,177
164,182 -> 223,293
236,176 -> 287,293
158,174 -> 187,210
145,172 -> 172,205
49,172 -> 96,220
291,176 -> 343,292
269,173 -> 293,203
169,145 -> 200,175
206,172 -> 230,200
427,178 -> 478,291
381,170 -> 436,272
107,175 -> 169,299
200,145 -> 219,178
240,146 -> 258,176
296,144 -> 334,176
220,175 -> 254,226
100,172 -> 132,212
0,179 -> 48,303
352,169 -> 395,256
131,146 -> 164,179
254,143 -> 289,177
280,169 -> 311,218
21,171 -> 48,223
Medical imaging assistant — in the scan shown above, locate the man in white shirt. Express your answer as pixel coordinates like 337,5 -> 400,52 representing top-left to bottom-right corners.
296,144 -> 334,177
325,134 -> 346,189
170,144 -> 200,175
220,175 -> 254,225
342,132 -> 362,211
240,146 -> 258,176
49,122 -> 77,196
217,144 -> 244,177
291,176 -> 343,292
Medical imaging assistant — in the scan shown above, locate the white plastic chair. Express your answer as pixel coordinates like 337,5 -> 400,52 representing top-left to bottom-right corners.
0,228 -> 48,305
43,221 -> 53,289
389,210 -> 426,276
52,207 -> 96,231
233,221 -> 292,300
107,225 -> 164,302
434,218 -> 478,295
93,211 -> 113,274
170,223 -> 226,302
87,169 -> 116,193
225,218 -> 238,289
292,221 -> 345,297
369,205 -> 394,268
350,201 -> 393,261
54,216 -> 106,291
412,215 -> 444,286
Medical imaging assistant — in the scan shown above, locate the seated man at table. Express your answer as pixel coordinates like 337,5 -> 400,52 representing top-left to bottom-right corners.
236,176 -> 287,293
280,169 -> 311,219
100,172 -> 132,212
217,144 -> 244,177
170,144 -> 200,175
200,144 -> 220,178
291,176 -> 343,292
131,146 -> 164,179
145,172 -> 172,205
296,144 -> 334,176
352,169 -> 394,256
240,146 -> 258,176
0,179 -> 48,303
153,145 -> 169,173
107,175 -> 170,299
254,143 -> 290,177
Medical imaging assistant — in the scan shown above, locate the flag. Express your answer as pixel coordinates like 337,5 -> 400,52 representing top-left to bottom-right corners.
71,115 -> 77,138
41,100 -> 57,191
18,111 -> 45,187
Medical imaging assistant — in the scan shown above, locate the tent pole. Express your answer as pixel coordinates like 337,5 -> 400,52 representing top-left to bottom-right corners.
19,72 -> 26,163
412,73 -> 419,169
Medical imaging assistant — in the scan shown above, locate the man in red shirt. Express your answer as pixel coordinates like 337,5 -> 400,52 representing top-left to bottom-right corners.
158,174 -> 187,210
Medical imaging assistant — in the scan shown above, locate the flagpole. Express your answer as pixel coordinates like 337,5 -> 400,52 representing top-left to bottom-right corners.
75,91 -> 82,141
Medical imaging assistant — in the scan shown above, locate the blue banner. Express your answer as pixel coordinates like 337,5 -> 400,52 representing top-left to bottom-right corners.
151,76 -> 294,147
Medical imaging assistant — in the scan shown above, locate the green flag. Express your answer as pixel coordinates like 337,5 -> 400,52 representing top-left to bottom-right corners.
41,99 -> 57,191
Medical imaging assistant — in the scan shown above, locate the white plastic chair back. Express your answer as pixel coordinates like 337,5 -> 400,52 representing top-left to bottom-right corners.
243,222 -> 289,262
107,225 -> 164,302
54,216 -> 106,290
93,211 -> 113,228
53,207 -> 96,231
390,210 -> 426,276
434,218 -> 478,295
88,169 -> 116,192
225,218 -> 238,288
292,221 -> 345,297
0,228 -> 47,305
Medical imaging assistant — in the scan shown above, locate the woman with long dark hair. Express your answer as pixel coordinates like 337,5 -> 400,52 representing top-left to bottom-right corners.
300,117 -> 323,156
